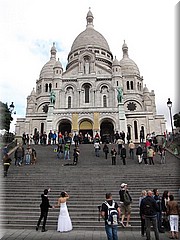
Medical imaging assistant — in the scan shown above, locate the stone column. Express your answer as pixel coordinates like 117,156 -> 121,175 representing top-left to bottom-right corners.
118,103 -> 127,136
72,113 -> 78,134
93,112 -> 100,137
46,104 -> 54,133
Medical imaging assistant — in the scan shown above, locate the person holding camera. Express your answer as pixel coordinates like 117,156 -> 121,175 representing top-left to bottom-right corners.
55,191 -> 72,232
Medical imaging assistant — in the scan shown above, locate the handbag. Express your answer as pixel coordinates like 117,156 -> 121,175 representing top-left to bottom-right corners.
162,212 -> 170,231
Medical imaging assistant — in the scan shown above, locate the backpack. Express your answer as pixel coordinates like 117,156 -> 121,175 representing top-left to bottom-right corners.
123,192 -> 131,205
104,200 -> 118,225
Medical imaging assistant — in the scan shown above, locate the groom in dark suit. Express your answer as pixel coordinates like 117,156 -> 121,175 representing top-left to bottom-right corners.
36,188 -> 53,232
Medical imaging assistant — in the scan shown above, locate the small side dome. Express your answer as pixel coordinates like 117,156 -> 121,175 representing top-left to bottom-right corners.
30,88 -> 36,96
39,43 -> 57,79
112,56 -> 120,66
143,84 -> 149,93
120,58 -> 140,76
40,59 -> 56,79
53,58 -> 63,69
120,41 -> 140,76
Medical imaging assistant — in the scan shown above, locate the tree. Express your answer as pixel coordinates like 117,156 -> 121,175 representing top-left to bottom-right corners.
0,101 -> 13,132
173,112 -> 180,128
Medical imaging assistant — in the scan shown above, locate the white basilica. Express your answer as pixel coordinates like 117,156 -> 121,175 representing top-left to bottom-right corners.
15,9 -> 166,142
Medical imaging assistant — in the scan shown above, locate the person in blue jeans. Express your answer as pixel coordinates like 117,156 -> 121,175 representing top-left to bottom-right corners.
64,142 -> 70,160
94,140 -> 100,157
101,193 -> 120,240
140,190 -> 160,240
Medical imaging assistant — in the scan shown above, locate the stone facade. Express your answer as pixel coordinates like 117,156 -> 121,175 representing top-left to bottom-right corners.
15,9 -> 166,142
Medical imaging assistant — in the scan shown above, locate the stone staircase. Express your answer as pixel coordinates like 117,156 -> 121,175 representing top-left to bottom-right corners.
1,143 -> 180,231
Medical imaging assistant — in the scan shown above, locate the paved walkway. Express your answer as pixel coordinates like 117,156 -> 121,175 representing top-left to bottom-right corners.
0,228 -> 171,240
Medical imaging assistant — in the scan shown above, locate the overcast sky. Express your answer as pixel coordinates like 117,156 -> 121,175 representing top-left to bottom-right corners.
0,0 -> 178,133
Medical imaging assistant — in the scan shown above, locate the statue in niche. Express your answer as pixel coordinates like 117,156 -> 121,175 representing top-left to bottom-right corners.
85,59 -> 90,74
84,56 -> 90,74
50,90 -> 56,104
117,87 -> 123,103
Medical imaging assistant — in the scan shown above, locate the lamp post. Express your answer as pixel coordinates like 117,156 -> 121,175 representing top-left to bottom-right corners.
8,102 -> 16,134
9,102 -> 15,114
167,98 -> 174,141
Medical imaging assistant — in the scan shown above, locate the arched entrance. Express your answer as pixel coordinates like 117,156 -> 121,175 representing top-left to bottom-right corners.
79,120 -> 93,138
58,120 -> 71,135
100,120 -> 114,143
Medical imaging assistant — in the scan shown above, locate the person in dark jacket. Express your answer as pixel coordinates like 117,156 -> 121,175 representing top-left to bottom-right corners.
120,145 -> 126,165
142,146 -> 148,165
36,189 -> 54,232
140,190 -> 160,240
73,146 -> 80,165
111,148 -> 117,165
136,145 -> 143,164
103,143 -> 109,159
73,133 -> 79,147
153,188 -> 164,233
14,143 -> 25,166
3,153 -> 12,177
161,190 -> 170,231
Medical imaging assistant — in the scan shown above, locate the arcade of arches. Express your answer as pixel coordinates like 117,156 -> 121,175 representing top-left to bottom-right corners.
37,119 -> 145,143
56,119 -> 115,142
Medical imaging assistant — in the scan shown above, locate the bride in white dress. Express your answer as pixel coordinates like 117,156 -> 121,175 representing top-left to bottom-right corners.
55,191 -> 72,232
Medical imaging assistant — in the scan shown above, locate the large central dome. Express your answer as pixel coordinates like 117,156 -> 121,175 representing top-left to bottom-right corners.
71,28 -> 110,52
70,9 -> 110,53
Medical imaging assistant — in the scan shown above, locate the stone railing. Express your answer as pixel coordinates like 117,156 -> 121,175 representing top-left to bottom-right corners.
166,138 -> 180,157
7,139 -> 18,153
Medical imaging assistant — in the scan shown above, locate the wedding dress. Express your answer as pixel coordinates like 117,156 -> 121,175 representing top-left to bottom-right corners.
57,202 -> 72,232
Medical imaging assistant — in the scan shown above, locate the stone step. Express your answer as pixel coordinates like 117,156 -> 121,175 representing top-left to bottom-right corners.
2,144 -> 180,230
0,222 -> 141,231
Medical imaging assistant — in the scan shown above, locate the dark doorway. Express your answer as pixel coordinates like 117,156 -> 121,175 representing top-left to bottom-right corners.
34,128 -> 37,136
134,121 -> 138,140
40,123 -> 44,135
100,121 -> 114,143
58,121 -> 71,135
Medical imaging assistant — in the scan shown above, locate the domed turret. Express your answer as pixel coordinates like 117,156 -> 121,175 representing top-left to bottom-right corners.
53,58 -> 63,77
112,56 -> 121,77
39,43 -> 57,79
112,56 -> 120,66
120,41 -> 140,76
53,58 -> 63,69
30,88 -> 36,96
143,84 -> 149,93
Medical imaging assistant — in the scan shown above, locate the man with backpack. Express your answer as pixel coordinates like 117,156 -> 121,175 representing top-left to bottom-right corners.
119,183 -> 132,227
140,190 -> 160,240
101,193 -> 121,240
